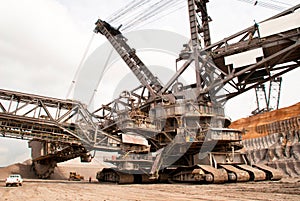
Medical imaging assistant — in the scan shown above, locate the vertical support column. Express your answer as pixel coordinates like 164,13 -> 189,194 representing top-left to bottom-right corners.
255,84 -> 268,112
188,0 -> 200,47
29,140 -> 45,160
267,77 -> 282,110
187,0 -> 202,88
196,0 -> 211,47
187,0 -> 212,89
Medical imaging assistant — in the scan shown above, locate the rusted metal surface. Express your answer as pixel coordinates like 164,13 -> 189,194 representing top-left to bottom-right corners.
197,165 -> 228,183
96,168 -> 153,184
0,89 -> 122,150
237,165 -> 266,181
253,164 -> 283,180
94,19 -> 162,97
221,165 -> 250,182
102,169 -> 134,184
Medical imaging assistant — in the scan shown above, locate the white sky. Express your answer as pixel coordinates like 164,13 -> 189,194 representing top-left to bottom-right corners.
0,0 -> 299,166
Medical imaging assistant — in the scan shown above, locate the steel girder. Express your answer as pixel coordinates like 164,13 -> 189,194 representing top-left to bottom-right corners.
0,89 -> 121,152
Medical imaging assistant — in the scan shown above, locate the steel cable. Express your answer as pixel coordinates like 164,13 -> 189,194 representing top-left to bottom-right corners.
122,0 -> 184,31
236,0 -> 287,11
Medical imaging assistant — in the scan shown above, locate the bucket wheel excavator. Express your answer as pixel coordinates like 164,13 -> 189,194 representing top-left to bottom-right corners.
0,1 -> 299,182
92,0 -> 299,183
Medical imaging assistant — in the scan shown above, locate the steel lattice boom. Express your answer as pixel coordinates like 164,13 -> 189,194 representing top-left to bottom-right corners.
0,89 -> 122,151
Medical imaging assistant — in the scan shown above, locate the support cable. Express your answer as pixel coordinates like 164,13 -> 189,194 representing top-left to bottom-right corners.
122,0 -> 182,31
269,0 -> 293,7
237,0 -> 287,10
66,33 -> 95,99
129,2 -> 186,31
108,0 -> 151,24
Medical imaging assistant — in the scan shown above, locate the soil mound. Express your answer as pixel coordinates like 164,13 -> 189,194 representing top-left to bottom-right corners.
0,159 -> 107,181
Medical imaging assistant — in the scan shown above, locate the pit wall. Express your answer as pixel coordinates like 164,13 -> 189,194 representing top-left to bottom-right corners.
230,102 -> 300,177
242,132 -> 300,177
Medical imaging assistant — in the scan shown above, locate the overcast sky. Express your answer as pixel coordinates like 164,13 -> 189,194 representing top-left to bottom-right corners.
0,0 -> 299,166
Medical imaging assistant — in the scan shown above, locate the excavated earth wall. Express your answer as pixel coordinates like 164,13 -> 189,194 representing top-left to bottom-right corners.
230,102 -> 300,177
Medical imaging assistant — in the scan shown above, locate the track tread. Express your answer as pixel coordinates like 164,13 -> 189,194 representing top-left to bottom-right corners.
221,165 -> 250,182
237,165 -> 266,181
197,165 -> 228,184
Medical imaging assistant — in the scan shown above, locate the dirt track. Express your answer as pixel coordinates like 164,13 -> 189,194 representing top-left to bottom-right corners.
0,178 -> 299,201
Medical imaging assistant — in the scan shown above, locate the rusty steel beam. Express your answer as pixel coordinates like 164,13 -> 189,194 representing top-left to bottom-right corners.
0,88 -> 122,151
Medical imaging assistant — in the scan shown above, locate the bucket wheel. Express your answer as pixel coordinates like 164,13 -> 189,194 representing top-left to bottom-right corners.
32,160 -> 57,179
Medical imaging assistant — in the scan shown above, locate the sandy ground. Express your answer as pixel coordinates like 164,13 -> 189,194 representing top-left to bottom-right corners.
0,178 -> 299,201
1,161 -> 299,201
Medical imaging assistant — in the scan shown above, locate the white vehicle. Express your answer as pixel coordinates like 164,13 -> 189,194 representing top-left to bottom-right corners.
5,174 -> 23,187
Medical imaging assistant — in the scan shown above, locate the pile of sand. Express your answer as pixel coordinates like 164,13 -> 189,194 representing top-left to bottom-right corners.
0,159 -> 107,181
0,160 -> 36,179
